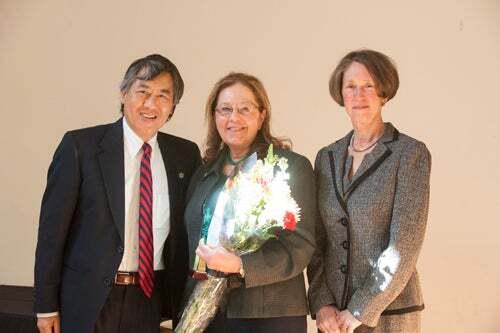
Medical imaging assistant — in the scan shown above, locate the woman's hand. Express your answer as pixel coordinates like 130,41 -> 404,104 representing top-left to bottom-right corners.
337,310 -> 362,333
196,243 -> 241,274
316,305 -> 341,333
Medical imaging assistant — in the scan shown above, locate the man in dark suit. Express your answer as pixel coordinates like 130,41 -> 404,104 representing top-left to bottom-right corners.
34,54 -> 201,333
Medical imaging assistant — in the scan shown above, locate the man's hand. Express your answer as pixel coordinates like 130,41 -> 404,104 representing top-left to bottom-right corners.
316,305 -> 341,333
37,315 -> 60,333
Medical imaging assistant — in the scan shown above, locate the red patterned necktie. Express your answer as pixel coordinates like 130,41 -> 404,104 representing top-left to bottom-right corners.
138,143 -> 154,298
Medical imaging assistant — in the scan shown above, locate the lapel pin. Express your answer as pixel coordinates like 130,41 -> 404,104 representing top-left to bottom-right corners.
178,172 -> 185,179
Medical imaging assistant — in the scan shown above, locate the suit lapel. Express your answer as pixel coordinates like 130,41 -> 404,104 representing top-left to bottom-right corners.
157,134 -> 181,219
344,123 -> 398,200
327,134 -> 351,215
98,119 -> 125,243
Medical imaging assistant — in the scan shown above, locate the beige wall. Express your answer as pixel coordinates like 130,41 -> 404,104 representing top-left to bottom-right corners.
1,0 -> 499,331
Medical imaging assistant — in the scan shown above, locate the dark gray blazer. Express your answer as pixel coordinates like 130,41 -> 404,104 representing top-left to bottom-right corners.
307,123 -> 431,328
183,148 -> 316,318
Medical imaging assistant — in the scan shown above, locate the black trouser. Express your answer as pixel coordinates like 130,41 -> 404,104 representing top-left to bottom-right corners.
206,311 -> 307,333
93,271 -> 165,333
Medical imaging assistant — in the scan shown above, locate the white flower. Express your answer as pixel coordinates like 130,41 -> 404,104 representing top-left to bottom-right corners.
218,145 -> 300,248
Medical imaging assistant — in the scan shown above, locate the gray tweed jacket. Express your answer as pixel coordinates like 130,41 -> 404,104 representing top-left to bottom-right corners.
183,148 -> 316,318
307,123 -> 431,328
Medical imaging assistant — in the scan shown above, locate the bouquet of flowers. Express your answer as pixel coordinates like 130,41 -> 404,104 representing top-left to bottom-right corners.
175,145 -> 301,333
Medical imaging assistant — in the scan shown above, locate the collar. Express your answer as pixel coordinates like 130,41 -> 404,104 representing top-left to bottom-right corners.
122,117 -> 158,157
344,122 -> 399,146
202,147 -> 228,179
379,122 -> 399,143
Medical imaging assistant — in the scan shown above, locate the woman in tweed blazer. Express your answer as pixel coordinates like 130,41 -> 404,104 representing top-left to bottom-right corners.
182,73 -> 316,332
307,49 -> 431,333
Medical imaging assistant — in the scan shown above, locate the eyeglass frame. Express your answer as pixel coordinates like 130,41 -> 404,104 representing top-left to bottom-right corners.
214,102 -> 262,118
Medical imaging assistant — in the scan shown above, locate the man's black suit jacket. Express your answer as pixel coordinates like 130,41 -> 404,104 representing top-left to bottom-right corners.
34,119 -> 201,333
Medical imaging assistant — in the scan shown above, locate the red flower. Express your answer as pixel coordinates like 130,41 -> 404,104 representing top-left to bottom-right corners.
283,211 -> 297,231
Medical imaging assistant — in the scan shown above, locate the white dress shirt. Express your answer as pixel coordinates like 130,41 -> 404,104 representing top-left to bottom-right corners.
120,117 -> 170,271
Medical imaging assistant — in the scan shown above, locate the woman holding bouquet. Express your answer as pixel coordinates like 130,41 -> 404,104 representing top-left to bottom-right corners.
181,72 -> 316,332
307,49 -> 431,333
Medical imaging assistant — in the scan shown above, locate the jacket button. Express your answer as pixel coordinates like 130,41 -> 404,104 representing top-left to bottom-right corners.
117,246 -> 124,254
104,277 -> 112,286
340,218 -> 348,226
342,241 -> 349,249
340,265 -> 348,274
